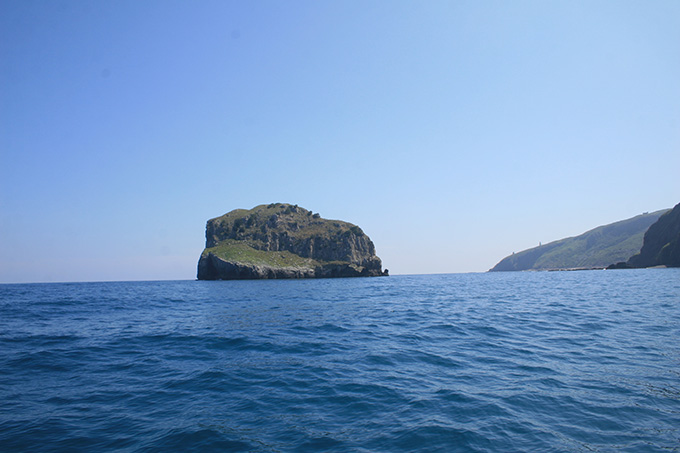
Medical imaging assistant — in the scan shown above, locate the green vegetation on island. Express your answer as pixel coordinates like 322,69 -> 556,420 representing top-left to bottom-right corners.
197,203 -> 387,280
490,210 -> 669,272
202,240 -> 317,268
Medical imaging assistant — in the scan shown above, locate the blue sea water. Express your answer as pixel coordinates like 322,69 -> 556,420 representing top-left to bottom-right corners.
1,270 -> 679,452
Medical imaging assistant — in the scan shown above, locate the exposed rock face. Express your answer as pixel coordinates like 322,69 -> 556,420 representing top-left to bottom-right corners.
609,202 -> 680,269
197,203 -> 387,280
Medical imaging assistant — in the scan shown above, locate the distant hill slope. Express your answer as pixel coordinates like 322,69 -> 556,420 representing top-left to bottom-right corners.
489,210 -> 669,272
611,202 -> 680,269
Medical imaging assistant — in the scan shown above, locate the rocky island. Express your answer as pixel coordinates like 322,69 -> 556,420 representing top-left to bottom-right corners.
197,203 -> 388,280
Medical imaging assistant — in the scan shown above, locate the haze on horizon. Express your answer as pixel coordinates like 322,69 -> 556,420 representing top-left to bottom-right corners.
1,1 -> 679,283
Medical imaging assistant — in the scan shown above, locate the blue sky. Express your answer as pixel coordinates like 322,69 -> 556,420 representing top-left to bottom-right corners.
1,0 -> 679,283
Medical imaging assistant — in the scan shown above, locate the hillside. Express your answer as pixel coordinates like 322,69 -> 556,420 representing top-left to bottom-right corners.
489,210 -> 669,272
610,202 -> 680,269
197,203 -> 387,280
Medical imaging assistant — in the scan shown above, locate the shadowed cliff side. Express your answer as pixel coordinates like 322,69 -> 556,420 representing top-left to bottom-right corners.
609,202 -> 680,269
197,203 -> 387,280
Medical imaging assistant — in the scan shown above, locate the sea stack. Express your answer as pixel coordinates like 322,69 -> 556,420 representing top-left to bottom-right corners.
197,203 -> 388,280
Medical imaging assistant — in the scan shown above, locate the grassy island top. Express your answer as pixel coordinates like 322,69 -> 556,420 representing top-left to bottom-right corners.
201,240 -> 320,268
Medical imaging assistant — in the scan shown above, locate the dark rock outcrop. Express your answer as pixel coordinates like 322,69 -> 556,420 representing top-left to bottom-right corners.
610,202 -> 680,269
197,203 -> 388,280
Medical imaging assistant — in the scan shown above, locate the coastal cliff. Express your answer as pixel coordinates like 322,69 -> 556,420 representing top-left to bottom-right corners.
609,202 -> 680,269
489,210 -> 668,272
197,203 -> 387,280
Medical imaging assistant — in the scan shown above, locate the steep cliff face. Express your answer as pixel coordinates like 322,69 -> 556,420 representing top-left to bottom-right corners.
197,203 -> 387,280
622,202 -> 680,268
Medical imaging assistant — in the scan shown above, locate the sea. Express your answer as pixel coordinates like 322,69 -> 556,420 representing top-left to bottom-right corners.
1,269 -> 679,452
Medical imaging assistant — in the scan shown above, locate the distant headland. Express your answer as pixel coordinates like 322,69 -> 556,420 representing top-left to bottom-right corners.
197,203 -> 388,280
490,205 -> 679,272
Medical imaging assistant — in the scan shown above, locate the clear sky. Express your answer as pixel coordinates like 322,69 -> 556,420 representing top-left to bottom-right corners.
1,1 -> 679,283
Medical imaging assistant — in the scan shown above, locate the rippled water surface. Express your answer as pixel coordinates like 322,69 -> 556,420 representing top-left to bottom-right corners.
1,270 -> 679,452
